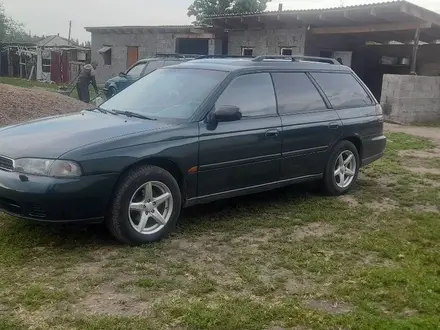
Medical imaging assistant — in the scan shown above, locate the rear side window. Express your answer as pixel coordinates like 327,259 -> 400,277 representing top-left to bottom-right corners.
215,73 -> 277,117
272,73 -> 327,114
143,60 -> 164,75
311,72 -> 372,109
164,60 -> 181,66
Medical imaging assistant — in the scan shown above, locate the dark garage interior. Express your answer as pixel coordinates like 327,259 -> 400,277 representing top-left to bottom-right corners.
176,38 -> 209,55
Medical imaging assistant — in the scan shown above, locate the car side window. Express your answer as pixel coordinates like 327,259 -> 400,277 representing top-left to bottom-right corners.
215,73 -> 277,117
311,72 -> 373,109
143,60 -> 164,75
272,72 -> 327,115
126,63 -> 146,77
164,60 -> 181,66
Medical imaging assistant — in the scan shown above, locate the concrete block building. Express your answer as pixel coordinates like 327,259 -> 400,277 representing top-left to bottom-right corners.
85,25 -> 223,83
86,0 -> 440,123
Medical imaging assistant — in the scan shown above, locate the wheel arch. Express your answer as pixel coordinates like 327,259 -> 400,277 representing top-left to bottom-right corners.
107,157 -> 186,210
122,157 -> 184,189
341,135 -> 363,160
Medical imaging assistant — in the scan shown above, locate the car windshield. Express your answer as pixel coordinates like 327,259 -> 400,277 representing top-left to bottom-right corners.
126,63 -> 146,77
101,68 -> 227,120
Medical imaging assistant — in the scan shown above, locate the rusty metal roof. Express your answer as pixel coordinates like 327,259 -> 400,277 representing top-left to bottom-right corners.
206,0 -> 439,18
207,0 -> 440,43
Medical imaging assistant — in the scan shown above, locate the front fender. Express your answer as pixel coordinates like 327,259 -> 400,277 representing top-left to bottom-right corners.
104,82 -> 118,91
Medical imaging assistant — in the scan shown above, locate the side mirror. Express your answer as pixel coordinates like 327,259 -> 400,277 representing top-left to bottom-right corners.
119,72 -> 127,77
213,105 -> 242,122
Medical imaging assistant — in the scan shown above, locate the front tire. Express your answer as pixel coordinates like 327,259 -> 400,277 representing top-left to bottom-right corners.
106,165 -> 181,245
322,140 -> 360,196
107,87 -> 117,99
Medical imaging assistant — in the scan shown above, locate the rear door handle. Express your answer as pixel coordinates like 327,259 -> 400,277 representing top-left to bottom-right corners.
265,129 -> 280,137
328,122 -> 340,129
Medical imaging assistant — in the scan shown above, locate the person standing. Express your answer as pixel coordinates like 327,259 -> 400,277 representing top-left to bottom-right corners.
76,61 -> 99,103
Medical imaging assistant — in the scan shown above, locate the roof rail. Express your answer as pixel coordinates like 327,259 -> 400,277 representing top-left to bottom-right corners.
252,55 -> 340,65
195,55 -> 255,59
155,53 -> 200,59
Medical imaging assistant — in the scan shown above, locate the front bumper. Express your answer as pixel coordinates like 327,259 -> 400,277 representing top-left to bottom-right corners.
103,87 -> 117,99
0,170 -> 119,223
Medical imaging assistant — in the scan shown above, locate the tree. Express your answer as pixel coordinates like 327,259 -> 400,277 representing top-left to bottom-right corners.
188,0 -> 271,24
0,3 -> 33,42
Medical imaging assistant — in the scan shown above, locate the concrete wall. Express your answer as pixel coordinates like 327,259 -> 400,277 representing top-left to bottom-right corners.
228,27 -> 306,56
380,74 -> 440,124
91,31 -> 162,83
91,31 -> 221,83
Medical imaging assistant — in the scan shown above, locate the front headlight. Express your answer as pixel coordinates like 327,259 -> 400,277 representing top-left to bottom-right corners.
14,158 -> 82,177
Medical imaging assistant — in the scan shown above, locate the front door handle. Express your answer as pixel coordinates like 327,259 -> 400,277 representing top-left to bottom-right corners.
328,122 -> 340,129
265,129 -> 280,137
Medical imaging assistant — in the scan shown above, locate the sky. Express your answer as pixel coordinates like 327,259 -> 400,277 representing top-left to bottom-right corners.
2,0 -> 440,42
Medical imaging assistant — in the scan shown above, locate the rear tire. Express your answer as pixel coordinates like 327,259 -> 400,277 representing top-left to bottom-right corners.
106,165 -> 181,245
322,140 -> 360,196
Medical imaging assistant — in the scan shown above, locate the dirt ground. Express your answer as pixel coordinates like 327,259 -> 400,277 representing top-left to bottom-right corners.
0,84 -> 92,127
385,123 -> 440,142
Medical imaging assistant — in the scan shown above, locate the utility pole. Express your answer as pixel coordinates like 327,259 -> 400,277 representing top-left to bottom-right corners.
340,0 -> 345,7
68,21 -> 72,45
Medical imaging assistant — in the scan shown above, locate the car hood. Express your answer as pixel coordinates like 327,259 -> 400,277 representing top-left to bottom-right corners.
0,111 -> 176,159
105,76 -> 125,87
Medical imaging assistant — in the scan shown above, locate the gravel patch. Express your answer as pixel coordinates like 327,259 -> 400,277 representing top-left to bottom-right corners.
0,84 -> 93,127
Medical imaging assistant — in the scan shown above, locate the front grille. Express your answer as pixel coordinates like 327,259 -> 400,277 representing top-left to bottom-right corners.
0,155 -> 14,171
28,204 -> 47,219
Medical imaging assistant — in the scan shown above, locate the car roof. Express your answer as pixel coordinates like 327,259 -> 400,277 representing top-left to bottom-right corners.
166,57 -> 352,73
136,58 -> 188,64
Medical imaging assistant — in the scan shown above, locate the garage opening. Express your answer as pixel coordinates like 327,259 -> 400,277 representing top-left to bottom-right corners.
176,38 -> 209,55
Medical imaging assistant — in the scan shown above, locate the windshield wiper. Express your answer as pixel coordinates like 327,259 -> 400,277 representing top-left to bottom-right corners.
88,106 -> 114,115
111,110 -> 157,120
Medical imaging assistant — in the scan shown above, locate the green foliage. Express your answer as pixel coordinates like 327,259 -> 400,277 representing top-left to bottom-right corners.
0,3 -> 35,43
188,0 -> 271,23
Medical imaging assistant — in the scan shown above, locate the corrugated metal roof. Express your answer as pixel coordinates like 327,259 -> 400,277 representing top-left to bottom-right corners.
206,0 -> 434,18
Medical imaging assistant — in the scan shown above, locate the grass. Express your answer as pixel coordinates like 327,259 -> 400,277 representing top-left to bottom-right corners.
0,77 -> 60,90
412,120 -> 440,128
0,76 -> 100,101
0,131 -> 439,329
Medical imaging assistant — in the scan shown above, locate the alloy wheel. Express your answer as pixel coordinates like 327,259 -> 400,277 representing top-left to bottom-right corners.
334,150 -> 357,188
128,181 -> 174,235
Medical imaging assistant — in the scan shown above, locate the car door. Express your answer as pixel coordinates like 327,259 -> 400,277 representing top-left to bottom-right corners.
271,72 -> 342,179
198,72 -> 282,197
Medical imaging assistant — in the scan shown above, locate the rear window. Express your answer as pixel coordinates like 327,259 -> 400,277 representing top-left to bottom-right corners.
311,72 -> 373,109
272,73 -> 327,114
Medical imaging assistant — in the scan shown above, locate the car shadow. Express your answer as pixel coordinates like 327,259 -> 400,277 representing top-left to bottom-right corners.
178,181 -> 321,230
2,182 -> 321,249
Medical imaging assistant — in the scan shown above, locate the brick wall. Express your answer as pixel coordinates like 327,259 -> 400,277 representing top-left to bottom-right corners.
380,74 -> 440,124
228,27 -> 306,56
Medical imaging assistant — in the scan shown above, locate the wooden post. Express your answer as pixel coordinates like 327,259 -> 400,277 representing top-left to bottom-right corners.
19,54 -> 23,78
410,28 -> 420,75
7,48 -> 12,77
